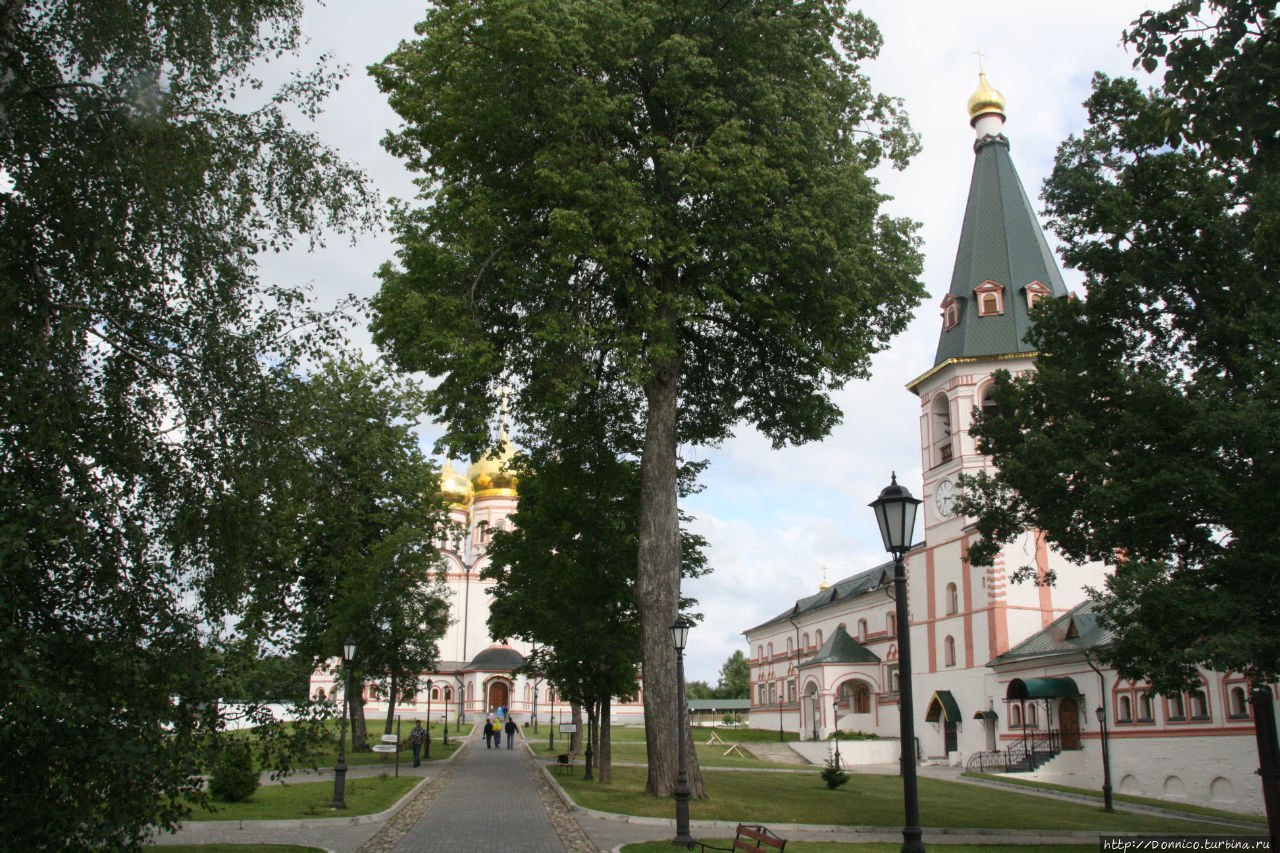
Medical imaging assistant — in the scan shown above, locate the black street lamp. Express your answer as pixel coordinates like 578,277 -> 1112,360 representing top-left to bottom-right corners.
671,615 -> 693,847
778,695 -> 785,742
331,638 -> 356,810
533,678 -> 540,734
550,708 -> 556,751
870,473 -> 925,853
425,678 -> 433,759
1096,705 -> 1114,812
833,699 -> 842,768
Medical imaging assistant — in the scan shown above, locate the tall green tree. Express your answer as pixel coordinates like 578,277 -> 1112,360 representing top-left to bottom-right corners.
962,0 -> 1280,693
266,357 -> 452,750
0,2 -> 374,847
370,0 -> 922,795
484,432 -> 707,785
716,650 -> 751,700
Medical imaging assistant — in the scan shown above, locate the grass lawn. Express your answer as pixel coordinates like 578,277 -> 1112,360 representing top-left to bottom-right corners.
964,773 -> 1267,824
305,720 -> 470,767
624,840 -> 1095,845
152,846 -> 323,853
602,741 -> 794,769
556,766 -> 1256,835
187,774 -> 419,821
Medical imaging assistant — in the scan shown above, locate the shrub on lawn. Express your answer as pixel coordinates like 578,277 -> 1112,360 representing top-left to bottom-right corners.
209,742 -> 260,802
820,756 -> 849,789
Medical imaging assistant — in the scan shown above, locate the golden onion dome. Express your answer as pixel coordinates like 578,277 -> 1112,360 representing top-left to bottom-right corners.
967,71 -> 1006,125
440,459 -> 473,507
466,430 -> 518,495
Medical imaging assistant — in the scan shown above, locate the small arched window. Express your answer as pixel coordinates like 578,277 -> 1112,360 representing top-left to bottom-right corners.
786,637 -> 793,655
1026,704 -> 1038,727
887,612 -> 896,635
933,395 -> 953,465
815,629 -> 823,646
857,619 -> 868,641
1229,686 -> 1249,718
1138,693 -> 1153,721
975,280 -> 1005,316
1010,704 -> 1022,728
757,645 -> 764,661
1168,693 -> 1186,721
1117,695 -> 1132,722
944,635 -> 956,667
853,682 -> 871,714
767,642 -> 773,659
1190,688 -> 1209,720
945,582 -> 958,615
802,633 -> 810,650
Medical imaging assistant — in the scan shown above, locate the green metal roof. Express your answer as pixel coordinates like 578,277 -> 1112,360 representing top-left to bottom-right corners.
745,562 -> 895,634
800,623 -> 880,666
987,600 -> 1113,667
687,699 -> 750,711
933,135 -> 1069,367
925,690 -> 962,723
1007,676 -> 1081,701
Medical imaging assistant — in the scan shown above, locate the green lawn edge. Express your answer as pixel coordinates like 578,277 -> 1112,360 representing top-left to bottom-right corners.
186,774 -> 419,822
554,766 -> 1259,835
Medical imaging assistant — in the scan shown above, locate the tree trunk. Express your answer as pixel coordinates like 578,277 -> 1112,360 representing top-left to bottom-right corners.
637,331 -> 705,797
570,702 -> 583,754
600,696 -> 612,783
349,677 -> 369,752
383,671 -> 398,736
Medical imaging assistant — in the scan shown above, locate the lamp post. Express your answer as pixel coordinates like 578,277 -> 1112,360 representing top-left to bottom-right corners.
779,696 -> 785,742
1095,706 -> 1114,812
833,699 -> 844,768
331,638 -> 356,810
550,708 -> 556,751
425,678 -> 433,759
671,615 -> 693,847
870,473 -> 925,853
443,700 -> 449,746
533,678 -> 540,734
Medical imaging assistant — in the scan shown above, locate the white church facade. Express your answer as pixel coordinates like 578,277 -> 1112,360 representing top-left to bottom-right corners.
743,74 -> 1273,816
310,436 -> 647,729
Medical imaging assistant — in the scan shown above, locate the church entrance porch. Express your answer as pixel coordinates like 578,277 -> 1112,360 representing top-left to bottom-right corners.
487,679 -> 510,715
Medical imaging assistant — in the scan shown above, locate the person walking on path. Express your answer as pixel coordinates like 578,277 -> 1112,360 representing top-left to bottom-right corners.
483,720 -> 494,749
493,724 -> 501,748
504,717 -> 517,750
409,720 -> 428,767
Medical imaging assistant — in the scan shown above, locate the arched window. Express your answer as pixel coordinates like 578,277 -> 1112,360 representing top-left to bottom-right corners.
981,293 -> 1000,314
1229,686 -> 1249,718
757,645 -> 764,661
1010,704 -> 1022,728
787,680 -> 796,703
443,687 -> 452,702
1026,704 -> 1038,727
887,612 -> 896,635
944,635 -> 956,667
1138,693 -> 1153,721
1190,688 -> 1209,720
802,633 -> 810,650
857,619 -> 868,641
815,629 -> 823,646
941,294 -> 961,330
1168,693 -> 1186,721
767,642 -> 773,659
945,582 -> 958,615
978,385 -> 1000,421
1117,695 -> 1132,722
786,636 -> 793,655
933,395 -> 953,465
975,280 -> 1004,316
887,664 -> 900,694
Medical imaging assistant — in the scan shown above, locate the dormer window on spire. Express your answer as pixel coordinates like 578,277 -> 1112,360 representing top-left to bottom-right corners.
974,280 -> 1005,316
941,294 -> 962,330
1024,280 -> 1050,312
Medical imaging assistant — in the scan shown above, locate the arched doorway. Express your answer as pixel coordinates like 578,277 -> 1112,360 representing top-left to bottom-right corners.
805,682 -> 820,740
487,680 -> 510,714
1059,699 -> 1080,750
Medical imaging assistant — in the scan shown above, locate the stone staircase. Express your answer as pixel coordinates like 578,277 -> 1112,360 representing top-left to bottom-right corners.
739,742 -> 812,765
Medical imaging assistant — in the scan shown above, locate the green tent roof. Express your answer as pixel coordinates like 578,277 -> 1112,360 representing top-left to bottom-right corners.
932,134 -> 1069,367
1006,677 -> 1081,701
925,690 -> 962,723
800,623 -> 880,667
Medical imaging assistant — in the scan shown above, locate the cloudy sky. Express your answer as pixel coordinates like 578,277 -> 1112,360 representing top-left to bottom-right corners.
264,0 -> 1159,683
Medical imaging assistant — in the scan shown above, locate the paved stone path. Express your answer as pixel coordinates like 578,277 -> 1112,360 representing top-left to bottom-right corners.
383,732 -> 567,853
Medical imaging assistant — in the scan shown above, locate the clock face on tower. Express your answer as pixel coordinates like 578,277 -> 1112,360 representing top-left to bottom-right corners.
935,478 -> 956,518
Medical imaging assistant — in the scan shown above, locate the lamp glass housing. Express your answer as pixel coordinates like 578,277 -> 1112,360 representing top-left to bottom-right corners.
869,475 -> 922,555
669,616 -> 691,651
343,639 -> 356,661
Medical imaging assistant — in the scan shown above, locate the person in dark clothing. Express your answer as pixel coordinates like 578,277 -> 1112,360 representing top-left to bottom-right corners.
504,718 -> 517,750
483,720 -> 494,749
409,720 -> 428,767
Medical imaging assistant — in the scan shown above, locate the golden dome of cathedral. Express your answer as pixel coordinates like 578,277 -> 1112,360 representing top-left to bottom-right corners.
967,71 -> 1006,124
440,459 -> 473,507
466,431 -> 519,495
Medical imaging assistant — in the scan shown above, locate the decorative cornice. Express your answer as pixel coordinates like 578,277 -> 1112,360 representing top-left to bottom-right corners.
906,351 -> 1040,395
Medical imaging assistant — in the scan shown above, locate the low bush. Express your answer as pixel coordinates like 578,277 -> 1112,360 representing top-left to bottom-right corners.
209,742 -> 260,802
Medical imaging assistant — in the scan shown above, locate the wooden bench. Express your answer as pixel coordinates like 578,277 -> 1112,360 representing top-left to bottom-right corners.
693,823 -> 786,853
554,751 -> 575,773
